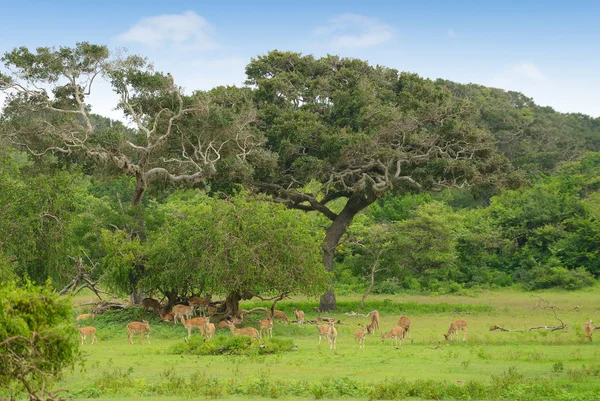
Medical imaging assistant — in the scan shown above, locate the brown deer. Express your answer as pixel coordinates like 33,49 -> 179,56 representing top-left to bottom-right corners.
77,326 -> 97,345
397,316 -> 411,339
159,311 -> 175,322
259,316 -> 274,338
326,320 -> 337,350
317,321 -> 331,344
354,325 -> 367,349
183,317 -> 208,339
127,320 -> 151,344
172,304 -> 194,324
293,308 -> 305,327
204,320 -> 216,340
444,320 -> 468,342
226,320 -> 259,340
76,313 -> 94,321
188,292 -> 212,316
382,326 -> 405,347
141,298 -> 162,316
273,310 -> 289,324
585,320 -> 594,341
368,310 -> 380,334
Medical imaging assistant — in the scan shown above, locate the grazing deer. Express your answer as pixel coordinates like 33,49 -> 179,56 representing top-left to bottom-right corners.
585,320 -> 593,341
259,316 -> 274,338
397,316 -> 411,339
172,304 -> 194,324
444,320 -> 468,342
293,308 -> 305,327
127,320 -> 151,344
188,293 -> 212,316
327,321 -> 338,350
354,325 -> 367,349
76,313 -> 94,321
273,310 -> 289,324
183,317 -> 208,339
141,298 -> 162,316
159,311 -> 175,322
204,320 -> 216,341
77,325 -> 97,345
368,310 -> 380,334
382,326 -> 405,347
226,320 -> 260,340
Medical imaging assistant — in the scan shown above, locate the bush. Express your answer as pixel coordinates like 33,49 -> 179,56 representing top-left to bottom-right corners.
522,266 -> 595,290
170,335 -> 296,356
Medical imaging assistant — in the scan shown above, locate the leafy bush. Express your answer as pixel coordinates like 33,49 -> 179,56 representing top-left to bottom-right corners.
522,266 -> 595,290
170,335 -> 296,356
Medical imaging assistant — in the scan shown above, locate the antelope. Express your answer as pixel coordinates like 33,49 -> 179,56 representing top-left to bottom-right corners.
77,325 -> 97,345
354,325 -> 367,349
273,310 -> 289,324
444,320 -> 468,342
293,308 -> 305,327
76,313 -> 94,321
226,320 -> 260,340
397,316 -> 411,339
159,311 -> 175,322
382,326 -> 405,347
204,320 -> 216,341
172,304 -> 194,324
127,320 -> 151,344
368,310 -> 380,334
183,317 -> 208,339
259,316 -> 274,338
326,321 -> 337,350
585,320 -> 593,341
141,298 -> 162,316
188,292 -> 212,316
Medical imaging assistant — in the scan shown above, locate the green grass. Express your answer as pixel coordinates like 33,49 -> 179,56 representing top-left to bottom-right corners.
22,289 -> 600,400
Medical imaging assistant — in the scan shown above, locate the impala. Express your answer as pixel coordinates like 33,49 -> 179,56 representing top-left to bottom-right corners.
76,313 -> 94,321
183,317 -> 207,339
444,320 -> 468,342
77,325 -> 97,345
382,326 -> 405,347
354,325 -> 367,349
259,316 -> 274,338
172,304 -> 194,324
397,316 -> 411,339
204,320 -> 216,341
127,320 -> 151,344
226,320 -> 260,340
293,308 -> 305,327
585,320 -> 593,341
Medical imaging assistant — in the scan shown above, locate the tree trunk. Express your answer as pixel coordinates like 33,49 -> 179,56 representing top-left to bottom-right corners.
319,192 -> 378,311
132,173 -> 147,207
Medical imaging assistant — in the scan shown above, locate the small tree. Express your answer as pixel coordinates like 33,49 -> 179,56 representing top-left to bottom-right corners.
0,281 -> 80,401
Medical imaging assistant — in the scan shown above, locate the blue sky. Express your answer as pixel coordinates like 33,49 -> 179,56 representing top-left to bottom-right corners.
1,0 -> 599,120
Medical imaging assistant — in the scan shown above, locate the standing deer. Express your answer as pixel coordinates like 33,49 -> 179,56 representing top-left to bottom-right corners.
77,326 -> 97,345
368,310 -> 380,334
127,320 -> 151,344
382,326 -> 405,347
172,304 -> 194,324
317,320 -> 331,344
444,320 -> 468,342
259,316 -> 274,338
354,325 -> 367,349
327,320 -> 338,350
273,310 -> 289,324
141,298 -> 162,317
226,320 -> 260,340
204,320 -> 216,341
397,316 -> 411,339
183,317 -> 208,339
585,320 -> 594,341
293,308 -> 305,327
188,293 -> 212,316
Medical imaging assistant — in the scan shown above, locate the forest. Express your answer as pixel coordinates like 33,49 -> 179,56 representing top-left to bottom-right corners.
0,43 -> 599,309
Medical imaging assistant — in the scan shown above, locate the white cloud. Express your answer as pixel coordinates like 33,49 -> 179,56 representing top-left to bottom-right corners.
314,14 -> 394,48
116,11 -> 216,50
489,62 -> 547,89
447,28 -> 456,37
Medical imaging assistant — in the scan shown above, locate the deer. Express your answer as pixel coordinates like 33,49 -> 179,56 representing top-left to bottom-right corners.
354,324 -> 367,350
585,320 -> 594,341
141,297 -> 162,317
444,319 -> 468,342
77,326 -> 97,345
259,315 -> 274,338
293,308 -> 305,327
317,319 -> 334,344
183,317 -> 208,339
273,310 -> 289,324
226,320 -> 260,340
188,292 -> 212,316
367,310 -> 380,334
397,316 -> 411,339
382,326 -> 405,347
204,320 -> 216,341
159,311 -> 175,322
127,320 -> 151,344
326,320 -> 338,350
76,313 -> 94,321
172,304 -> 194,324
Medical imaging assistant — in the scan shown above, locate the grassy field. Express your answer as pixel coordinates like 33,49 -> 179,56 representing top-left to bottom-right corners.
50,289 -> 600,400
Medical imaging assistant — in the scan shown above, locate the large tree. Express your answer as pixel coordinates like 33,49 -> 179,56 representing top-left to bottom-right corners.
245,51 -> 511,310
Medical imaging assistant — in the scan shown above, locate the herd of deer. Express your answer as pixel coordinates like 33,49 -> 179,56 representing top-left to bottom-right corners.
74,298 -> 597,347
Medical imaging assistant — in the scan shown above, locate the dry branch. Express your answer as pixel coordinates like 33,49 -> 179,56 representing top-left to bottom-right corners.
489,325 -> 524,332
